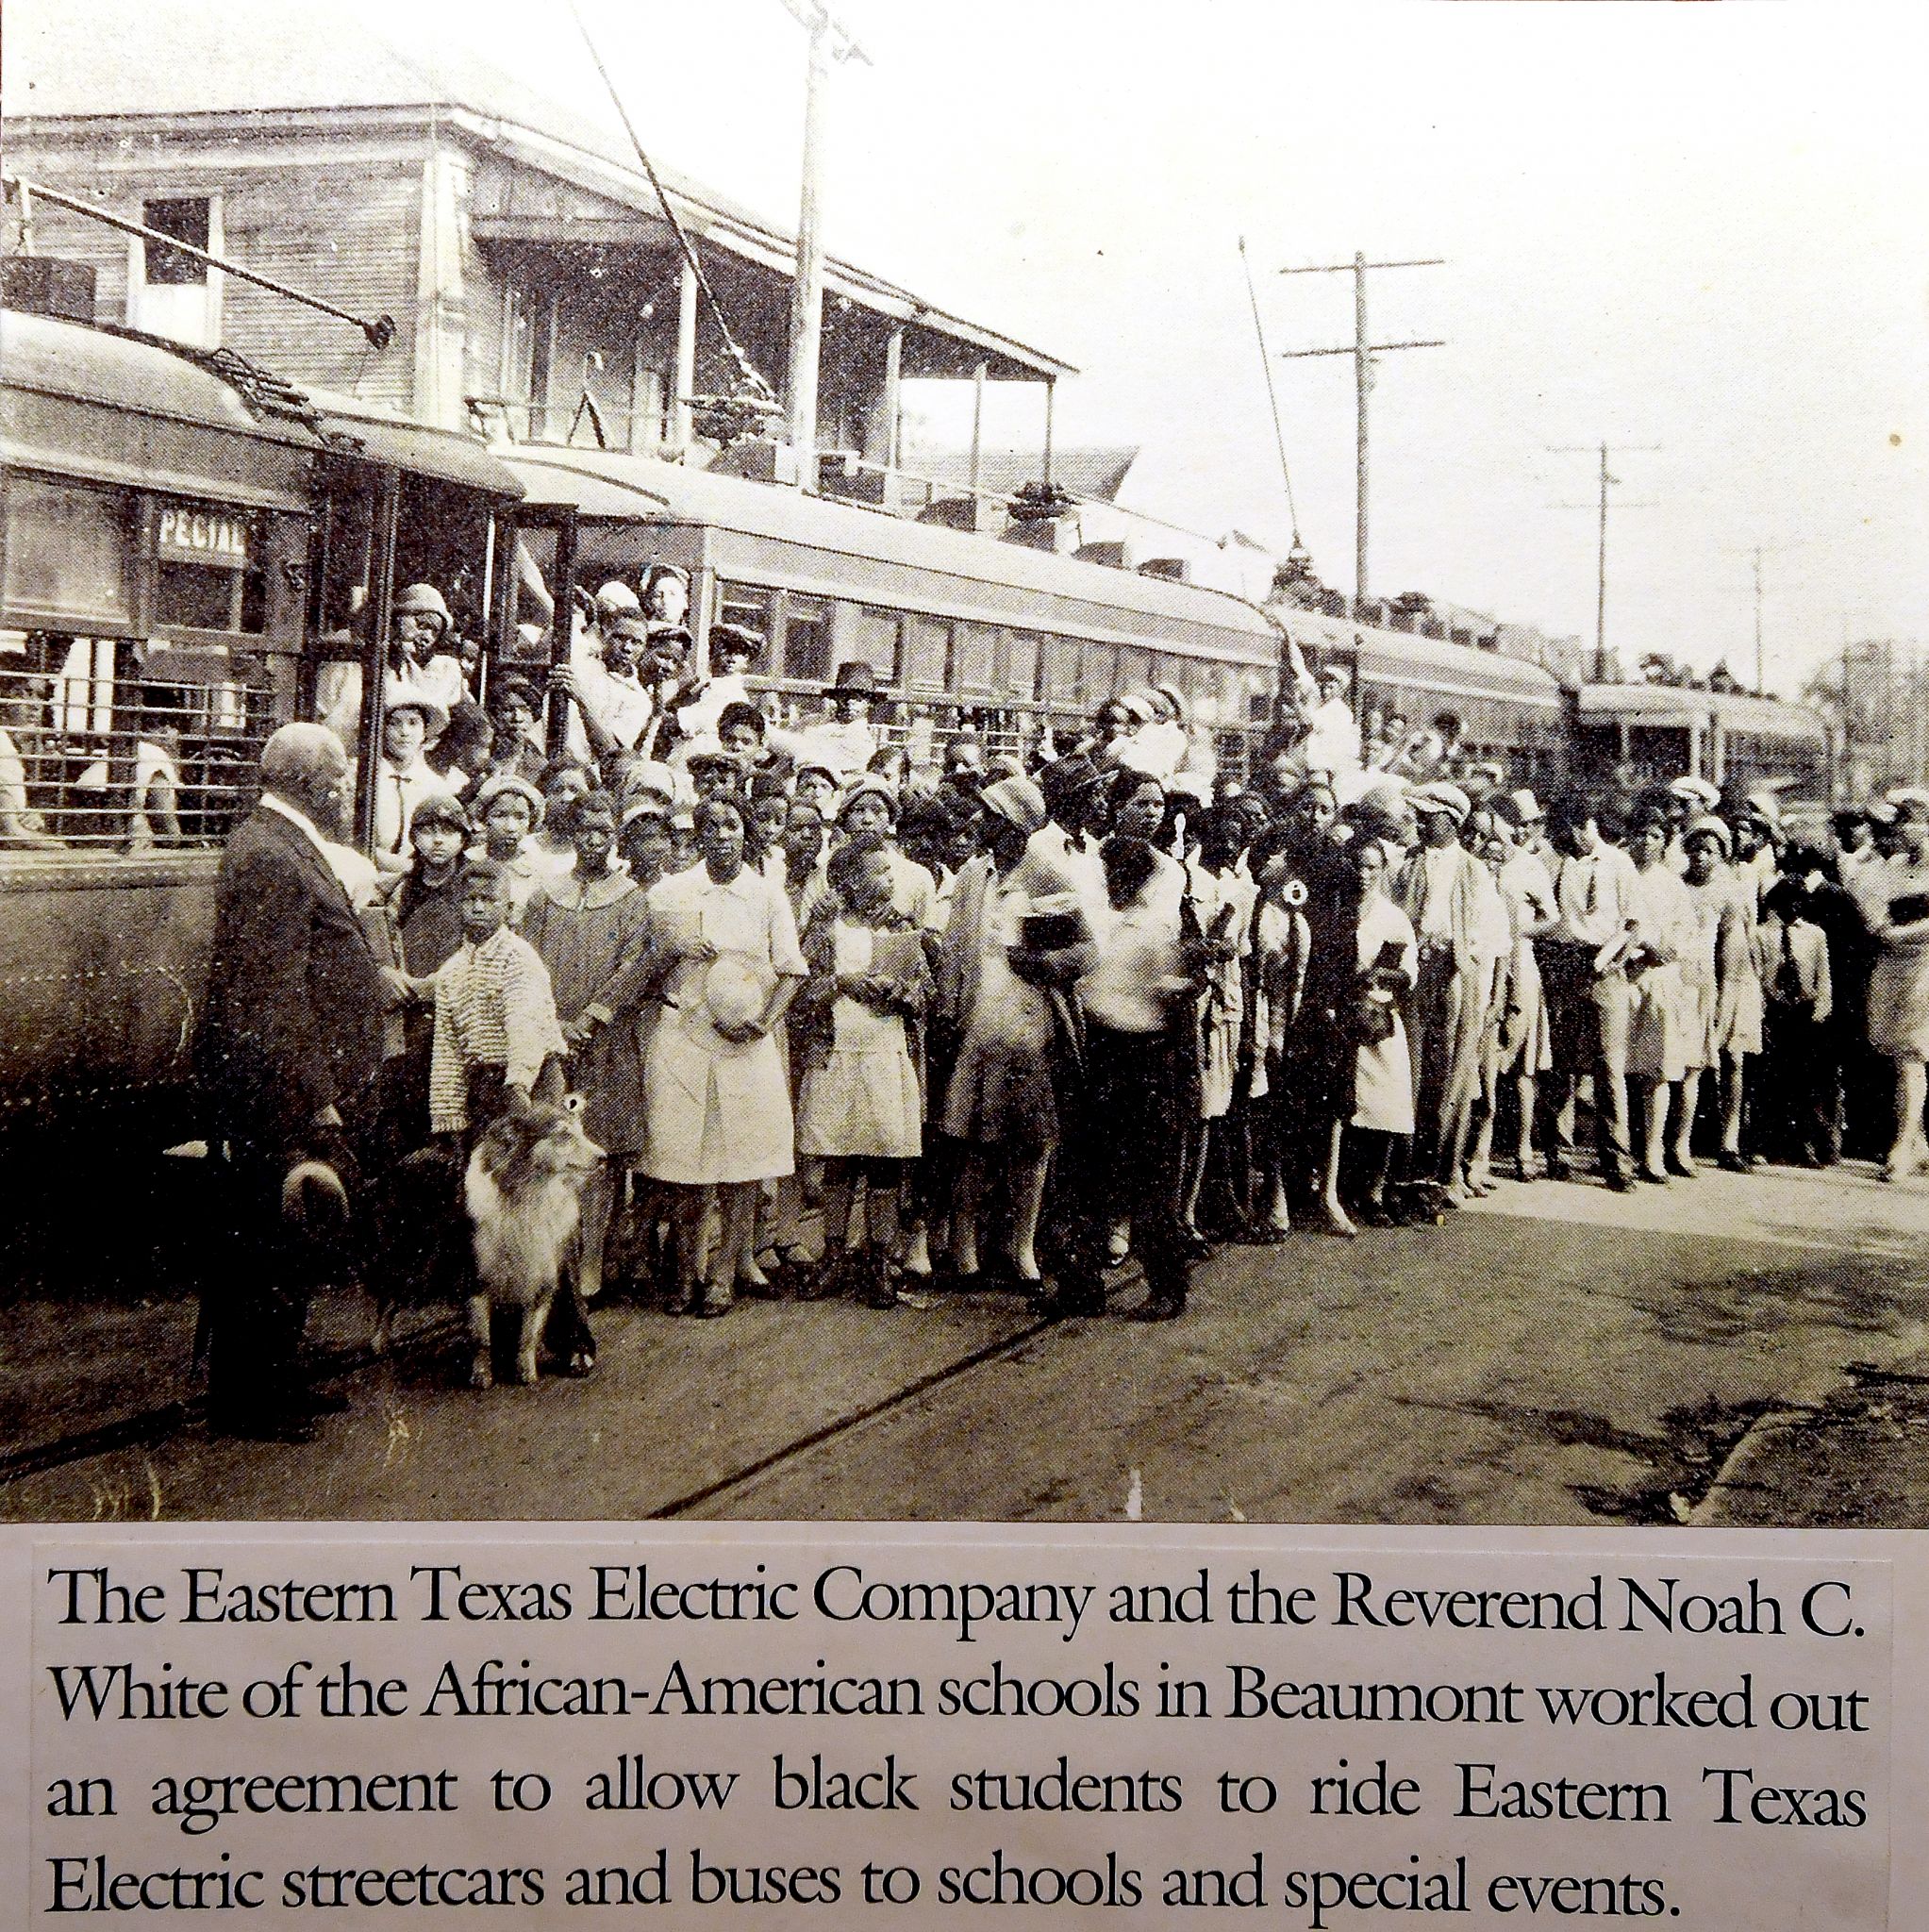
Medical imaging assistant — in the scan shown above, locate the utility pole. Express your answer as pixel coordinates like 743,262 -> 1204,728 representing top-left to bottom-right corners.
774,0 -> 870,488
1278,253 -> 1444,611
1548,441 -> 1660,681
1721,540 -> 1802,695
1750,545 -> 1764,694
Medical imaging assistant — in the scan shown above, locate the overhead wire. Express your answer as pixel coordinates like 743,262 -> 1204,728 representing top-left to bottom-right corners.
564,0 -> 780,412
1239,235 -> 1302,553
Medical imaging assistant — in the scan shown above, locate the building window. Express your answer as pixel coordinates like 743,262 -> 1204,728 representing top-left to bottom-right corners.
142,199 -> 209,283
136,196 -> 219,345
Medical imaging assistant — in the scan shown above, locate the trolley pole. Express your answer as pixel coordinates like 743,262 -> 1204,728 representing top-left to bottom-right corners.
1278,253 -> 1444,613
774,0 -> 870,490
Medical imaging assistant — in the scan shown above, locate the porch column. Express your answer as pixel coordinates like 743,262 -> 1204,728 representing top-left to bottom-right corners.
671,255 -> 697,449
880,323 -> 903,513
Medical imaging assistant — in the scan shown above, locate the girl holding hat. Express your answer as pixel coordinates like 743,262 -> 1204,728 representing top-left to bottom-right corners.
641,791 -> 807,1314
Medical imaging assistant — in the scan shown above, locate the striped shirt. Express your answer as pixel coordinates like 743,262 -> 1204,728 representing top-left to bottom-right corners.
427,924 -> 568,1135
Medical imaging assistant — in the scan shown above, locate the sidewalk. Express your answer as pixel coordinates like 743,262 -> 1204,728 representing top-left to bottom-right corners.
1696,1346 -> 1929,1527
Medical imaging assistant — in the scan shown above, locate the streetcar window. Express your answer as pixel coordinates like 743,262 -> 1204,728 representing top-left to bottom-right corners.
901,614 -> 950,694
1,480 -> 135,629
839,605 -> 902,685
778,593 -> 831,684
1116,646 -> 1151,693
715,581 -> 772,664
0,638 -> 272,855
1080,644 -> 1118,708
156,561 -> 241,633
1005,630 -> 1040,703
955,622 -> 998,695
1239,665 -> 1273,724
1039,636 -> 1080,706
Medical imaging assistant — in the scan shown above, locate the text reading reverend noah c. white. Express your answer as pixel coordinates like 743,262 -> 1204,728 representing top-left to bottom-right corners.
29,1541 -> 1887,1927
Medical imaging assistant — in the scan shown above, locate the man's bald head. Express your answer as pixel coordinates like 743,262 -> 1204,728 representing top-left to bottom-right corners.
261,723 -> 350,836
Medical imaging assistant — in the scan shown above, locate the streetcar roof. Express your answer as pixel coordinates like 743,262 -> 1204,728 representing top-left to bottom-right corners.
0,308 -> 319,449
308,391 -> 524,500
1577,681 -> 1827,740
1279,604 -> 1566,708
501,445 -> 1280,652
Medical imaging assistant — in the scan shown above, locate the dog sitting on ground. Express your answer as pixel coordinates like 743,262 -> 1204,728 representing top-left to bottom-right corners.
463,1098 -> 606,1388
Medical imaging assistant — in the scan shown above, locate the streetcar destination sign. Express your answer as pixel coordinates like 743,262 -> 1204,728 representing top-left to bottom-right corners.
156,503 -> 248,568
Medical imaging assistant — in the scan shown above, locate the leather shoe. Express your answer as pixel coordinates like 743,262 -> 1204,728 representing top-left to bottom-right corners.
1126,1294 -> 1185,1323
1602,1171 -> 1635,1192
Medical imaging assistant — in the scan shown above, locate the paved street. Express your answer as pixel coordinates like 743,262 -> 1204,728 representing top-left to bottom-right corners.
5,1158 -> 1927,1527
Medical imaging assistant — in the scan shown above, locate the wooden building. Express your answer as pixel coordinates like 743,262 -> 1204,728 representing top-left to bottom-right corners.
2,0 -> 1073,481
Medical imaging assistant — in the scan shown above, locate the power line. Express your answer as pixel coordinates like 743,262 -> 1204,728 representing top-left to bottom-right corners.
565,0 -> 780,422
1546,441 -> 1661,680
1276,253 -> 1446,608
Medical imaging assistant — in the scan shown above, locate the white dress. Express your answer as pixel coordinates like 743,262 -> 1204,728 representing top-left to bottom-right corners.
1352,891 -> 1418,1136
796,923 -> 923,1160
641,863 -> 806,1184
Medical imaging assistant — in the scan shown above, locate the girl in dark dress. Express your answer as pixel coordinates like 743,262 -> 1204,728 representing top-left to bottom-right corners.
1249,780 -> 1362,1237
378,792 -> 473,1153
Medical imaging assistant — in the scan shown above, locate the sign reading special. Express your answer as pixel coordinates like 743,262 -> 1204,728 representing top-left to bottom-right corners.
155,503 -> 248,570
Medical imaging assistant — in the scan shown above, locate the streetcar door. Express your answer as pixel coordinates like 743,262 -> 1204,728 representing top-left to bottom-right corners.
503,504 -> 577,762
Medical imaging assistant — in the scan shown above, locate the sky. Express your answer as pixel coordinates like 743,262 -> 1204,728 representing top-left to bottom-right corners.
46,0 -> 1929,694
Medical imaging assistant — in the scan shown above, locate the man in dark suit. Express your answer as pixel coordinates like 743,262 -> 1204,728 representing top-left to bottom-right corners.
193,723 -> 394,1441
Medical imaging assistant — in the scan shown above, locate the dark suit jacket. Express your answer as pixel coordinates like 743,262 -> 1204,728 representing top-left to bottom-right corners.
193,804 -> 389,1149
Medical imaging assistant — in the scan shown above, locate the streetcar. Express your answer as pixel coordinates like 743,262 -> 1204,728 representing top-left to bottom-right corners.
1570,682 -> 1832,803
1275,605 -> 1569,789
495,445 -> 1286,781
0,305 -> 524,1150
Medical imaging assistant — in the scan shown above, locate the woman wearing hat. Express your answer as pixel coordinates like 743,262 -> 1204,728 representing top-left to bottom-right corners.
370,678 -> 460,874
1394,782 -> 1490,1204
520,790 -> 657,1315
1866,793 -> 1929,1181
784,660 -> 884,784
936,774 -> 1090,1291
641,791 -> 807,1313
1682,815 -> 1761,1173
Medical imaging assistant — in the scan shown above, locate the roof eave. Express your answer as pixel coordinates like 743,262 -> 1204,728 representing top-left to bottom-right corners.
8,99 -> 1079,381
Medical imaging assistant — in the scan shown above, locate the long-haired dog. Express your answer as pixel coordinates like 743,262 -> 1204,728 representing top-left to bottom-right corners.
463,1099 -> 606,1388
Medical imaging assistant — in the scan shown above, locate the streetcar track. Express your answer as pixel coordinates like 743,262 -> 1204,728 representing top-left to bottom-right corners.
646,1305 -> 1083,1520
0,1284 -> 1125,1502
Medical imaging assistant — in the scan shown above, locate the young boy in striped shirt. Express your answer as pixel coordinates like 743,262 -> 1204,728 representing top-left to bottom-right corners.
428,858 -> 569,1141
426,858 -> 597,1375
